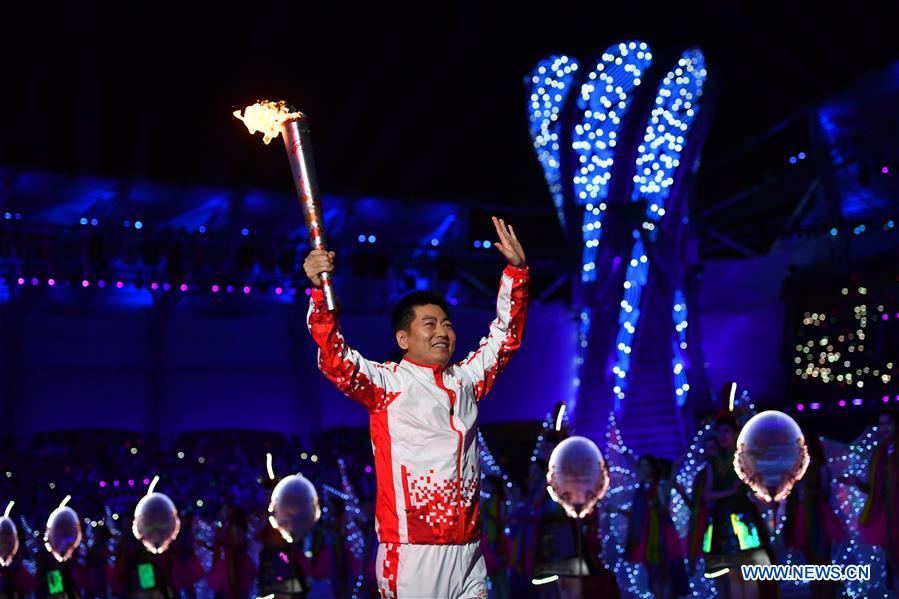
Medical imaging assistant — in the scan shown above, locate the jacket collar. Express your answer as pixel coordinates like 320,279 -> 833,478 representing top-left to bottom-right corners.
401,356 -> 447,373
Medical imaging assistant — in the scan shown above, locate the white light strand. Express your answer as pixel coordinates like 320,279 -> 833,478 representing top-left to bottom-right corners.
671,289 -> 690,407
610,237 -> 649,411
574,41 -> 653,282
631,48 -> 707,229
528,55 -> 580,229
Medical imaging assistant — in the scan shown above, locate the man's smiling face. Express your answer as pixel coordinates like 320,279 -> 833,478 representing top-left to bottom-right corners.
396,304 -> 457,367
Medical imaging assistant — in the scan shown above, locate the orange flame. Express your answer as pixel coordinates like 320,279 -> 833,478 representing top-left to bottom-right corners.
233,100 -> 302,145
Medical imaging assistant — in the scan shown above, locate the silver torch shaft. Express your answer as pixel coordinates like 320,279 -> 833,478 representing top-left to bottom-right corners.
281,115 -> 337,311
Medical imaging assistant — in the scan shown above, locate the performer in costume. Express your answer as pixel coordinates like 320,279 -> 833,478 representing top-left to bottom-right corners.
311,495 -> 359,599
208,503 -> 256,599
169,511 -> 204,598
480,475 -> 511,599
256,518 -> 311,599
704,414 -> 777,599
622,456 -> 687,599
784,435 -> 845,599
510,459 -> 544,594
0,540 -> 36,599
304,216 -> 528,599
848,411 -> 899,591
673,435 -> 717,572
82,523 -> 113,599
35,549 -> 81,599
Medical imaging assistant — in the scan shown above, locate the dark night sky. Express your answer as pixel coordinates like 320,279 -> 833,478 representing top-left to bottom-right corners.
3,2 -> 898,212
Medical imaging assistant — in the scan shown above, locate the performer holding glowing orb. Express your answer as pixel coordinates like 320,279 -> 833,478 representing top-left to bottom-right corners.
267,473 -> 321,544
39,496 -> 82,599
132,476 -> 181,555
703,414 -> 777,596
44,497 -> 81,564
733,410 -> 810,503
546,436 -> 609,519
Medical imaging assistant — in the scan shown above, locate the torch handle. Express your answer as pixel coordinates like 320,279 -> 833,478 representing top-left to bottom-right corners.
281,118 -> 337,311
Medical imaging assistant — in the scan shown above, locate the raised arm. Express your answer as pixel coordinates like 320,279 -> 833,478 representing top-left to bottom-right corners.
304,249 -> 397,412
457,217 -> 529,401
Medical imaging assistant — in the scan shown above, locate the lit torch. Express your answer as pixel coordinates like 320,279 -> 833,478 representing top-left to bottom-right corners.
234,101 -> 337,311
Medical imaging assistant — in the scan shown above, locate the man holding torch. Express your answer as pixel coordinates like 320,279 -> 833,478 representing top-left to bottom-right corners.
304,216 -> 528,599
235,101 -> 529,598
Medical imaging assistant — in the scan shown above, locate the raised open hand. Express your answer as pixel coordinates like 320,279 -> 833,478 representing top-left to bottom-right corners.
492,216 -> 526,267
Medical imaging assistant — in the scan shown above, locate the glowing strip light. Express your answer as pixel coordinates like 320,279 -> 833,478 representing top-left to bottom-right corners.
527,55 -> 580,229
3,501 -> 13,518
728,382 -> 737,412
555,404 -> 566,431
268,516 -> 286,541
703,524 -> 713,553
730,514 -> 761,550
705,568 -> 730,579
266,453 -> 275,480
147,475 -> 160,495
575,41 -> 653,282
532,575 -> 560,585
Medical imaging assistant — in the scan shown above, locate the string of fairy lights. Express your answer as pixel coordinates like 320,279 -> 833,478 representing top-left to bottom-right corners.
668,419 -> 718,597
672,289 -> 690,407
570,307 -> 592,417
573,41 -> 653,283
604,386 -> 888,597
7,402 -> 893,596
602,410 -> 652,597
830,427 -> 885,596
609,48 -> 707,414
610,238 -> 649,411
792,282 -> 897,411
767,428 -> 886,596
527,55 -> 581,230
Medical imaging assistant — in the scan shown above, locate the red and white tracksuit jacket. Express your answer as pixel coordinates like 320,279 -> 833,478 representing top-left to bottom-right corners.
306,265 -> 529,546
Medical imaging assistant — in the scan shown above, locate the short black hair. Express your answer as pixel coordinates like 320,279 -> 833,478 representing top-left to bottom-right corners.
391,290 -> 451,334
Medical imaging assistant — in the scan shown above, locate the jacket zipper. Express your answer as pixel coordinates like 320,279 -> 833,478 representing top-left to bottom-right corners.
436,371 -> 465,540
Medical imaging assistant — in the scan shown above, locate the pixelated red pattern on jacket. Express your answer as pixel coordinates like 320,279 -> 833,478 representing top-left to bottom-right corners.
469,281 -> 528,401
402,466 -> 481,543
308,302 -> 400,412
